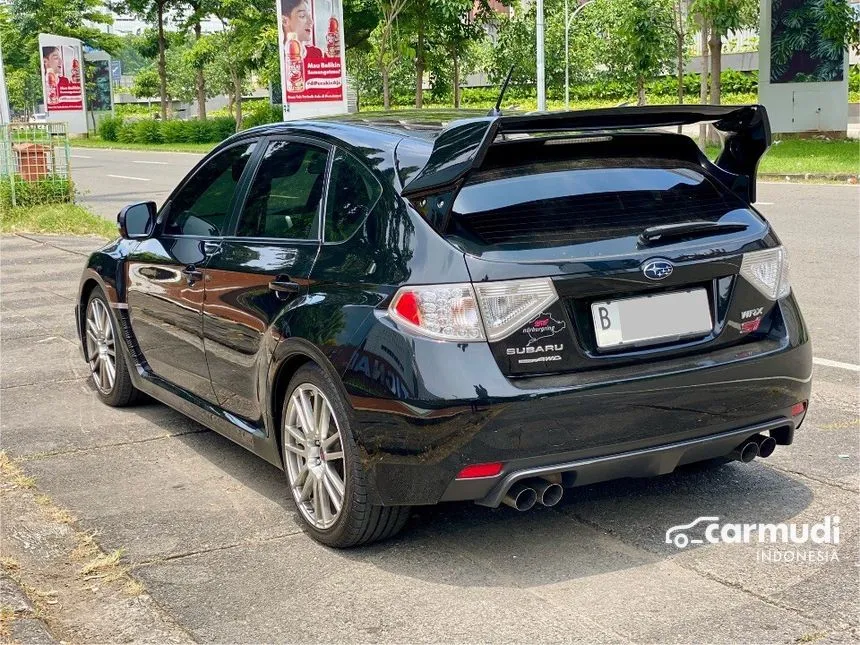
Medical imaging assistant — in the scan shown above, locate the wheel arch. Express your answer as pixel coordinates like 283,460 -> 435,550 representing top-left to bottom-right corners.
266,339 -> 350,467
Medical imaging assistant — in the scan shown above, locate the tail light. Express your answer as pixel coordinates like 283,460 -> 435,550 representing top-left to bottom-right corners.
740,247 -> 790,300
388,278 -> 558,342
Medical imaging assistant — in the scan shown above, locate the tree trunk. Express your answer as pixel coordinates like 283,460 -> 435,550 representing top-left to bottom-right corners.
676,29 -> 684,132
415,24 -> 424,109
382,66 -> 390,110
698,17 -> 709,150
636,75 -> 646,105
453,50 -> 460,109
232,70 -> 243,131
194,21 -> 207,120
709,29 -> 721,105
156,1 -> 168,120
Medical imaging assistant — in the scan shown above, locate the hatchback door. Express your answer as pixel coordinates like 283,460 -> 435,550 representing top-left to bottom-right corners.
202,137 -> 329,422
443,134 -> 780,377
126,141 -> 258,402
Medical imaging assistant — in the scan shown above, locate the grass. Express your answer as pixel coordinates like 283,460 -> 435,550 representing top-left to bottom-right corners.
72,137 -> 214,154
0,203 -> 116,238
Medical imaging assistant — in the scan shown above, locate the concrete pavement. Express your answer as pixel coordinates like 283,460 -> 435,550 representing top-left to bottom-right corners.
1,183 -> 858,642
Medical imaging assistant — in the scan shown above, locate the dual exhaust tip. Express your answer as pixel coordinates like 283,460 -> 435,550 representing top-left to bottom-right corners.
503,478 -> 563,512
730,433 -> 777,463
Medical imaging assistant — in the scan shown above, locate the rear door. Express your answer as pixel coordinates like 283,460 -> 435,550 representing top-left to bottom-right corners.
449,143 -> 774,377
202,137 -> 329,422
126,141 -> 258,402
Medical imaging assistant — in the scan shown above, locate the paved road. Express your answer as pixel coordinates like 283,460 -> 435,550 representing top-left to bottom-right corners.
1,181 -> 858,642
71,147 -> 202,220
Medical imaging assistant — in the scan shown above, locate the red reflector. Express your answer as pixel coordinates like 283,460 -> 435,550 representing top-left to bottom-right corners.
740,317 -> 762,334
394,291 -> 421,326
791,401 -> 807,417
456,462 -> 503,479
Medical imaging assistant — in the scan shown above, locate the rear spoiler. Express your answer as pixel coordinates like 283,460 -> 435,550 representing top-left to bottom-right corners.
401,104 -> 771,226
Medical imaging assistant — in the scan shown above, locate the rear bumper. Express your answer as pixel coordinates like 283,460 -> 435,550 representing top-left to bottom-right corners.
343,297 -> 812,506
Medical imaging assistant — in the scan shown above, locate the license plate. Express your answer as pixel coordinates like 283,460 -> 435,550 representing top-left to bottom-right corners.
591,289 -> 712,349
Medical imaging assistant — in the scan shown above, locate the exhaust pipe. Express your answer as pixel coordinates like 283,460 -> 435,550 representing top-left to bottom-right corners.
730,439 -> 759,463
754,434 -> 777,459
502,481 -> 537,512
533,479 -> 563,507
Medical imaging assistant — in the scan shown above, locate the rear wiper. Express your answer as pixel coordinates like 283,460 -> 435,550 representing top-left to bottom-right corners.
638,221 -> 748,246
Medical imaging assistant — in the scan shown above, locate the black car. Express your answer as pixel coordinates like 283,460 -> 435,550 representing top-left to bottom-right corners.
75,105 -> 811,547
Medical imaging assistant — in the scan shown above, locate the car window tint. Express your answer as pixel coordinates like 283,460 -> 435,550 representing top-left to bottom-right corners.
163,143 -> 256,237
325,150 -> 382,242
236,141 -> 328,239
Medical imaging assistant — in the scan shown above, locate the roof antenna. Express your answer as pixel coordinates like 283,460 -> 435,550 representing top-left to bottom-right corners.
487,65 -> 515,117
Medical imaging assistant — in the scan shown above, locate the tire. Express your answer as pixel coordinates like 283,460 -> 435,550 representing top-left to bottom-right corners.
84,288 -> 140,407
281,364 -> 410,547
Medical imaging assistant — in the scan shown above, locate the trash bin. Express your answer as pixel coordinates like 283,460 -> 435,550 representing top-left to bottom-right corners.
13,143 -> 50,181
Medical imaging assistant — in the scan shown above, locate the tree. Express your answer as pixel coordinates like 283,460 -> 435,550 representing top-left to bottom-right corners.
1,0 -> 119,115
690,0 -> 757,106
123,0 -> 174,120
611,0 -> 676,104
344,0 -> 381,50
373,0 -> 413,109
131,66 -> 160,98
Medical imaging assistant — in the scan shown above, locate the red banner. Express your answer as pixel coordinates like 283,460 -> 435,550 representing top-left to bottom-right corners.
279,0 -> 345,106
42,44 -> 84,112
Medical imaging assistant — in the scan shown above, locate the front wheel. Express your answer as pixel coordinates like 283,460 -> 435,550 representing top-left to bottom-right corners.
84,288 -> 139,407
281,364 -> 410,547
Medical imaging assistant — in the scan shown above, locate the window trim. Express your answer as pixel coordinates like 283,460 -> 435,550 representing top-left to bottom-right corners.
155,139 -> 262,240
224,134 -> 334,243
321,146 -> 384,246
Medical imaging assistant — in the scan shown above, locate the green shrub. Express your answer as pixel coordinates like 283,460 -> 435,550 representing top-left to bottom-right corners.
850,65 -> 859,93
117,121 -> 137,143
159,119 -> 186,143
98,115 -> 123,141
243,103 -> 282,129
0,175 -> 73,209
132,119 -> 164,144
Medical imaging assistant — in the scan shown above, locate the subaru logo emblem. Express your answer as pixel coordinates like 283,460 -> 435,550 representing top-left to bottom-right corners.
642,259 -> 674,280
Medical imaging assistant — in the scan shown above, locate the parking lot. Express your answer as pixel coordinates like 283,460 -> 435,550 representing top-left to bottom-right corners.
1,178 -> 858,642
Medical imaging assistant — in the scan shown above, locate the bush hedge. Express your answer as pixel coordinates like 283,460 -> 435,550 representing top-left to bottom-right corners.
0,175 -> 73,209
99,115 -> 236,144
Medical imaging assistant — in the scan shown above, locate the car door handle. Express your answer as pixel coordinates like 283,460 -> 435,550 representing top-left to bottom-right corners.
182,265 -> 203,285
269,277 -> 300,299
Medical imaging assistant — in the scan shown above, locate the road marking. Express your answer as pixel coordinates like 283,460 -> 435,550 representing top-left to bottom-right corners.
813,357 -> 860,372
106,174 -> 151,181
70,154 -> 91,159
132,160 -> 169,165
753,201 -> 773,205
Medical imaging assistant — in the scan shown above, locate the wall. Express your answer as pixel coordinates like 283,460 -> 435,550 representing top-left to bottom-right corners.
758,0 -> 849,134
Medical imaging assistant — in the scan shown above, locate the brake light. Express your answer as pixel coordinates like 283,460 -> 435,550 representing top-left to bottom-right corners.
740,247 -> 790,300
456,462 -> 503,479
389,283 -> 485,341
388,278 -> 560,343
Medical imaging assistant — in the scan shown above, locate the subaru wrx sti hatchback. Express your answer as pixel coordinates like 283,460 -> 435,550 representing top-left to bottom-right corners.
76,105 -> 811,547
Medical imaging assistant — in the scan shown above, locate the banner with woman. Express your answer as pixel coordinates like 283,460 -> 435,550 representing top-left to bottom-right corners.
277,0 -> 347,119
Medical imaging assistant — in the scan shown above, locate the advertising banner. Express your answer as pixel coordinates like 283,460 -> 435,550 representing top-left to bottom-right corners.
41,42 -> 84,112
277,0 -> 348,119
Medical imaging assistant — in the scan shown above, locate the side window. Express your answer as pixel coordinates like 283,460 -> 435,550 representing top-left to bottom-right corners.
163,143 -> 256,236
235,140 -> 328,239
325,150 -> 382,242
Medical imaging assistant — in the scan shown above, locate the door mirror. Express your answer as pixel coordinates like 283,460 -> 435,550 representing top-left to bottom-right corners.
118,202 -> 157,239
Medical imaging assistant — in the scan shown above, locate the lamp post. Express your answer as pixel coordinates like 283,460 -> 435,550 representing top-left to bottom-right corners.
537,0 -> 546,111
565,0 -> 596,111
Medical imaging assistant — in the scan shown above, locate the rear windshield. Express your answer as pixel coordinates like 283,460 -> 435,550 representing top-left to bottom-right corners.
449,158 -> 746,248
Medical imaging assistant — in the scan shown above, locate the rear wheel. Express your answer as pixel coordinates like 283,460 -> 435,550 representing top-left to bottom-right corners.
281,364 -> 410,547
85,289 -> 139,407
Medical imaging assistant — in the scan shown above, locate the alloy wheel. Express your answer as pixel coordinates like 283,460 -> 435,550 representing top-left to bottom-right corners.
85,298 -> 116,394
283,384 -> 346,530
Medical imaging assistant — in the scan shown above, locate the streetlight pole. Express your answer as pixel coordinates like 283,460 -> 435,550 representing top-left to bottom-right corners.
565,0 -> 596,111
536,0 -> 546,111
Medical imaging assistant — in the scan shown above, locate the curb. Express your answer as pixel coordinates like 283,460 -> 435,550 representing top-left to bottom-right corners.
759,173 -> 858,183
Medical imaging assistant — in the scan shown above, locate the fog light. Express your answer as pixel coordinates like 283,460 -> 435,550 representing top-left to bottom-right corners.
456,462 -> 503,479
